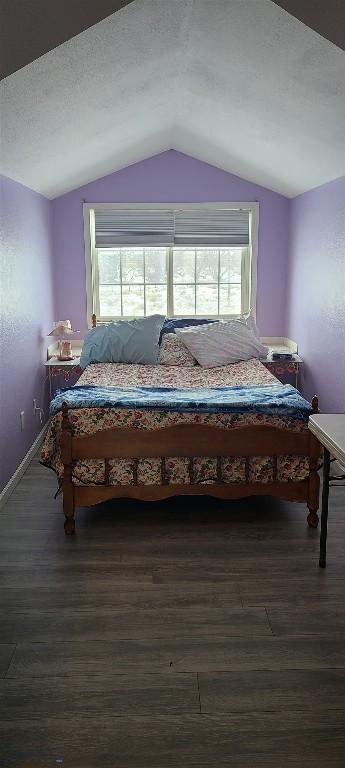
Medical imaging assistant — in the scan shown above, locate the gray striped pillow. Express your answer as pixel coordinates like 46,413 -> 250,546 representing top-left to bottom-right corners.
176,320 -> 267,368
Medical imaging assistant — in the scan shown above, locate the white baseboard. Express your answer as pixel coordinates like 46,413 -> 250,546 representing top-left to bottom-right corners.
0,425 -> 48,511
333,459 -> 345,476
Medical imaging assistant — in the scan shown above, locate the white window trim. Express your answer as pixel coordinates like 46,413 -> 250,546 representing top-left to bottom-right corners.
83,202 -> 259,327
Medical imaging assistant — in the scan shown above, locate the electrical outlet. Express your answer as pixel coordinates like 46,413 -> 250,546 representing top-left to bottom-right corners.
20,410 -> 25,431
33,399 -> 43,422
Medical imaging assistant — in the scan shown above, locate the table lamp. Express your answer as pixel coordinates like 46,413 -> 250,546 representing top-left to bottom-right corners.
48,320 -> 79,361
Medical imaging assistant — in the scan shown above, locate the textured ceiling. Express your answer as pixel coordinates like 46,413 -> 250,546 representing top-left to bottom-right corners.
1,0 -> 344,199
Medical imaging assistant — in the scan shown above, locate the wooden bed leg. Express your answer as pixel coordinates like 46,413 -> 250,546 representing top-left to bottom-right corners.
60,402 -> 75,535
64,492 -> 75,535
307,401 -> 320,528
307,509 -> 319,529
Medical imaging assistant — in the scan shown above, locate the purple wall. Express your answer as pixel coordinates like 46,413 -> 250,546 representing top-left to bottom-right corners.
0,175 -> 55,492
1,153 -> 342,492
286,176 -> 345,412
52,150 -> 290,338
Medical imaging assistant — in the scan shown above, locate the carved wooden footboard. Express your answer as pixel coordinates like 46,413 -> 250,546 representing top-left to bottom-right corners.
60,398 -> 320,535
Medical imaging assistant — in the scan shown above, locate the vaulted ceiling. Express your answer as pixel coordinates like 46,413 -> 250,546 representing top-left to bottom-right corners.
1,0 -> 344,199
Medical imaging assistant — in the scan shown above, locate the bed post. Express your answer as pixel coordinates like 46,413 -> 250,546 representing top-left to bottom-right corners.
307,395 -> 320,528
60,402 -> 75,535
311,396 -> 319,414
92,313 -> 97,328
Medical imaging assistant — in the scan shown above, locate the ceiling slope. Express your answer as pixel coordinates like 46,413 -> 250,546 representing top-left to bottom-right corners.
1,0 -> 344,199
272,0 -> 345,51
0,0 -> 134,80
1,0 -> 344,81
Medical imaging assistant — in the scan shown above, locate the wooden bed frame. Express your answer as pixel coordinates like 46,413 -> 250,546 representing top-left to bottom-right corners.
60,314 -> 320,534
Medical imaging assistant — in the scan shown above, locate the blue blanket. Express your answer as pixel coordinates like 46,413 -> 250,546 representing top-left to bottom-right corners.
50,383 -> 312,421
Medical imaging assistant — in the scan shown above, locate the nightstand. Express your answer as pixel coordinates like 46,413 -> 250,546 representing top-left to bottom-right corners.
45,356 -> 82,399
261,354 -> 303,389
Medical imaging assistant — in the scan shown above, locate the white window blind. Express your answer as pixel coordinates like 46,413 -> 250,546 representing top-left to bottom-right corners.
94,210 -> 175,246
94,208 -> 250,247
174,209 -> 249,245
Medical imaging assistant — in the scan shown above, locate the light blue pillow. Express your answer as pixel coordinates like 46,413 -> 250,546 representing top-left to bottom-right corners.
80,315 -> 166,369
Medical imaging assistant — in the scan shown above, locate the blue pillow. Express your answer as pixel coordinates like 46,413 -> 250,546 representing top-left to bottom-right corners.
159,317 -> 216,342
80,315 -> 166,369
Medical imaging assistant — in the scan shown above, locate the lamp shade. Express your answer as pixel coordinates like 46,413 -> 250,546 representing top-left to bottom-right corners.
48,320 -> 79,336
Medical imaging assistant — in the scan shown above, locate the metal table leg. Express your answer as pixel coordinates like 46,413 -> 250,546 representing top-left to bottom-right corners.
319,447 -> 330,568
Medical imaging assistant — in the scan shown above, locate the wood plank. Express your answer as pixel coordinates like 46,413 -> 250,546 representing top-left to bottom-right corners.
0,547 -> 131,565
0,564 -> 152,588
0,673 -> 199,719
74,481 -> 310,507
71,423 -> 311,459
152,556 -> 345,579
74,536 -> 344,558
267,607 -> 345,636
0,532 -> 51,550
0,645 -> 15,678
1,713 -> 345,768
42,537 -> 337,560
0,583 -> 241,611
240,578 -> 345,607
199,670 -> 345,713
8,636 -> 345,676
0,515 -> 62,531
0,606 -> 271,642
61,491 -> 344,525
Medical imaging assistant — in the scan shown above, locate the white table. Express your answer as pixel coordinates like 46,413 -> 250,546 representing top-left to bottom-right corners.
308,415 -> 345,568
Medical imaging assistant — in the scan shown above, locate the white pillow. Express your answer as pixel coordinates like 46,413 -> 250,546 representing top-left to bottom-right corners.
176,319 -> 268,368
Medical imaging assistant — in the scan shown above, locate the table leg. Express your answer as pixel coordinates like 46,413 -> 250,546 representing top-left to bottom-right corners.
319,447 -> 330,568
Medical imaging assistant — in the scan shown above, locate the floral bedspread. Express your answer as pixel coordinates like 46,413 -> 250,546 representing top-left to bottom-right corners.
76,358 -> 277,388
41,360 -> 311,487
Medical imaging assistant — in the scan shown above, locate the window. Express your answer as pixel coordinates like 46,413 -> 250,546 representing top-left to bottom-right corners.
96,247 -> 168,318
172,247 -> 245,316
84,204 -> 257,323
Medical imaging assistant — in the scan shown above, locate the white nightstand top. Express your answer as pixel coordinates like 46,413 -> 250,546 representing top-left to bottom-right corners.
309,414 -> 345,466
44,356 -> 81,367
263,351 -> 303,363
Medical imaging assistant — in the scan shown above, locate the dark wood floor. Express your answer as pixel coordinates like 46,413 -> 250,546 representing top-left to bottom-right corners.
1,456 -> 345,767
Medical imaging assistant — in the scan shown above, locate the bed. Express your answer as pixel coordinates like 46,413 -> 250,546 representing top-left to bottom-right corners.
41,319 -> 320,535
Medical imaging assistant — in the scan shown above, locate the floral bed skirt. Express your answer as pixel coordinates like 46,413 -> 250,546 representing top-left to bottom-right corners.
41,406 -> 311,487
